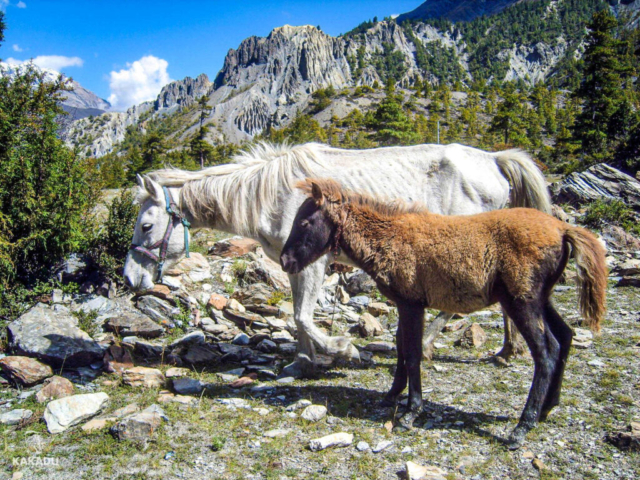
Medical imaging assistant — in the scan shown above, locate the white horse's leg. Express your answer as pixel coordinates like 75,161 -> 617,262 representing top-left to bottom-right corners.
280,256 -> 360,378
422,311 -> 455,361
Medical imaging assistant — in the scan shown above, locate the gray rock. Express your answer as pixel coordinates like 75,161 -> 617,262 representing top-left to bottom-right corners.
272,330 -> 294,343
0,409 -> 33,425
7,304 -> 104,368
232,333 -> 251,346
356,441 -> 370,452
372,440 -> 393,453
57,253 -> 90,283
136,296 -> 179,325
345,271 -> 376,296
172,377 -> 205,395
0,356 -> 53,386
278,342 -> 297,355
112,404 -> 166,441
169,331 -> 206,349
256,339 -> 277,353
309,432 -> 353,451
44,392 -> 109,433
552,163 -> 640,209
104,314 -> 164,339
349,295 -> 371,311
301,405 -> 327,422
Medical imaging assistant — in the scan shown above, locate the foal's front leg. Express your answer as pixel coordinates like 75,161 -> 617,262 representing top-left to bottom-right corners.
395,303 -> 425,432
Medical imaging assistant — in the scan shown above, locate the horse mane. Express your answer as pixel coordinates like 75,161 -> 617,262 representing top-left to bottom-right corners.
297,178 -> 428,220
137,142 -> 326,235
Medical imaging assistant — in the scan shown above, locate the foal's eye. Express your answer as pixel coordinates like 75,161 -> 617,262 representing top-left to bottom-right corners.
142,224 -> 153,233
300,220 -> 310,228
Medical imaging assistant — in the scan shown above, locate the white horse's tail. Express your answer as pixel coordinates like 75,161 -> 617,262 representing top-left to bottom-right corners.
494,149 -> 552,214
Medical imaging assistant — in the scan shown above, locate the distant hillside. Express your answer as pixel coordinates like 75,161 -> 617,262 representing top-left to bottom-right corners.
397,0 -> 525,23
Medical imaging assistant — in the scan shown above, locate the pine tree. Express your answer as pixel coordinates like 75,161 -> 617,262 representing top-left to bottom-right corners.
573,10 -> 629,164
369,82 -> 420,146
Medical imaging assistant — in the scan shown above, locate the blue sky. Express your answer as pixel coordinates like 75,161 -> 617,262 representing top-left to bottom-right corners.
0,0 -> 419,110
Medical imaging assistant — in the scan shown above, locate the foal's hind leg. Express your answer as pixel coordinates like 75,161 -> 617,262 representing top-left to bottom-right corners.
394,303 -> 426,432
422,311 -> 455,361
539,302 -> 573,421
502,299 -> 560,449
381,322 -> 406,408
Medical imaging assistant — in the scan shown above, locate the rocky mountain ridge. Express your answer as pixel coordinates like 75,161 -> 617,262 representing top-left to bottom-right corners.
64,0 -> 639,157
397,0 -> 524,23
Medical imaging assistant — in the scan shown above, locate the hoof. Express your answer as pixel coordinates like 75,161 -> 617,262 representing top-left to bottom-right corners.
505,428 -> 527,450
488,355 -> 510,368
380,396 -> 397,408
393,416 -> 415,433
422,343 -> 434,362
279,354 -> 315,379
343,343 -> 361,363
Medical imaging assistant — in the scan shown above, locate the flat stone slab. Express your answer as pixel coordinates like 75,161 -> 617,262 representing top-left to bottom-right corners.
0,356 -> 52,386
7,304 -> 104,368
44,392 -> 109,434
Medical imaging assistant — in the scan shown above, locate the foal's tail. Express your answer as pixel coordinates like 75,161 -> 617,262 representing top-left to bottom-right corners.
495,149 -> 552,214
564,227 -> 608,333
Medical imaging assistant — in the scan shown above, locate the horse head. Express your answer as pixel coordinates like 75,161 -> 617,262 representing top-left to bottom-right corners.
123,175 -> 191,292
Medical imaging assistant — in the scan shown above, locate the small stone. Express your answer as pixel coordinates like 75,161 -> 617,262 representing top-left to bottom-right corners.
227,299 -> 245,313
272,330 -> 294,343
309,432 -> 353,451
573,340 -> 593,349
588,359 -> 605,368
172,377 -> 205,395
402,446 -> 412,454
405,461 -> 446,480
0,356 -> 53,387
44,392 -> 109,433
522,451 -> 535,459
81,418 -> 111,432
263,428 -> 291,438
0,409 -> 33,426
356,441 -> 370,452
286,399 -> 312,411
277,376 -> 295,384
367,302 -> 391,317
443,319 -> 469,332
372,440 -> 393,453
200,318 -> 229,335
216,398 -> 250,409
432,365 -> 446,373
35,376 -> 74,403
301,405 -> 327,422
210,237 -> 259,257
432,342 -> 447,350
266,317 -> 288,330
208,293 -> 228,311
383,421 -> 393,433
229,374 -> 257,389
532,458 -> 547,471
455,323 -> 486,349
103,344 -> 134,374
165,367 -> 190,378
112,405 -> 166,441
169,331 -> 205,349
365,341 -> 395,352
232,333 -> 251,346
278,342 -> 297,355
359,313 -> 384,337
256,339 -> 277,353
123,367 -> 165,389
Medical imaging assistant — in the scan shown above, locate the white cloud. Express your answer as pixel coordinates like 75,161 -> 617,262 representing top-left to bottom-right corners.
17,1 -> 26,8
107,55 -> 171,111
5,55 -> 83,73
12,44 -> 23,52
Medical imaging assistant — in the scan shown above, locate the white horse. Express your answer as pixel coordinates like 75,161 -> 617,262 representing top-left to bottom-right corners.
123,142 -> 551,377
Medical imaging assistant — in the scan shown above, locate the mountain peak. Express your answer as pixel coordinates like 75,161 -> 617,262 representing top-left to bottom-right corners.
397,0 -> 526,23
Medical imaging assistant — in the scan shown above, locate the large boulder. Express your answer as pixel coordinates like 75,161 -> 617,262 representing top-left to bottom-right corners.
104,314 -> 164,338
551,163 -> 640,209
7,304 -> 104,368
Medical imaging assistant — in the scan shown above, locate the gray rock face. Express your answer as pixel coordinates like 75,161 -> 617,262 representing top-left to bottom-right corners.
155,74 -> 211,110
104,314 -> 164,339
551,163 -> 640,209
7,304 -> 104,368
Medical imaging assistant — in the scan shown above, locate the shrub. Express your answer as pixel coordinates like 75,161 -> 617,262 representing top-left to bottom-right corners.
583,199 -> 640,235
89,189 -> 139,280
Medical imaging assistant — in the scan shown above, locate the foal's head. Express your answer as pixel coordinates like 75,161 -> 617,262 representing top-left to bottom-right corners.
280,180 -> 345,275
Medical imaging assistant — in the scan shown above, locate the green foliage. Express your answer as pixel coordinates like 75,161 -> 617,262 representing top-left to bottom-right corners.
583,199 -> 639,234
372,43 -> 407,85
573,10 -> 636,165
265,112 -> 327,144
73,309 -> 99,335
88,189 -> 139,280
309,85 -> 336,114
0,64 -> 100,294
368,83 -> 420,146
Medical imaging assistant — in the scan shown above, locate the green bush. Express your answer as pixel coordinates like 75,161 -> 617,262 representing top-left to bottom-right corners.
0,63 -> 101,320
583,199 -> 640,235
89,189 -> 139,280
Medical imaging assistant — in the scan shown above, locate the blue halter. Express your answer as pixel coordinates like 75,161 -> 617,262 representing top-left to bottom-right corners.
130,186 -> 191,281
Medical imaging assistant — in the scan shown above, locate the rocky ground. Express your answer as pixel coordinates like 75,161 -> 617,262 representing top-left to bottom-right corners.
2,168 -> 640,480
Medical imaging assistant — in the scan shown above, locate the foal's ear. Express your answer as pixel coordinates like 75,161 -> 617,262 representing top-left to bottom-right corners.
143,176 -> 164,202
311,181 -> 325,206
